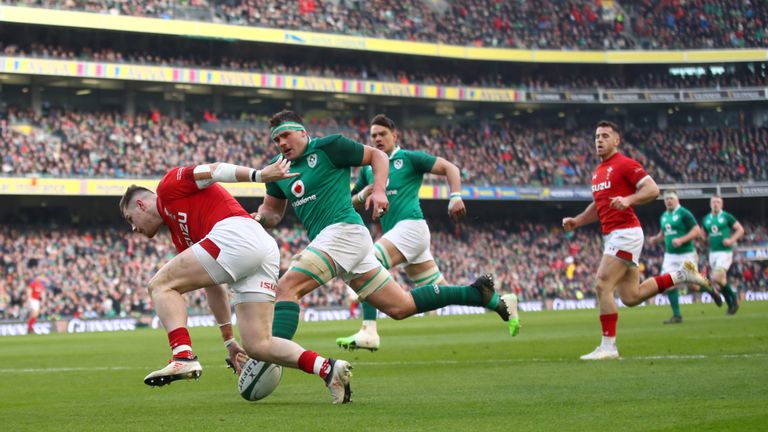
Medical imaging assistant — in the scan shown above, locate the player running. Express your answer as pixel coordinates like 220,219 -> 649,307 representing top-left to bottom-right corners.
120,158 -> 354,404
253,110 -> 519,367
648,190 -> 722,324
701,195 -> 745,315
335,114 -> 472,351
563,120 -> 710,360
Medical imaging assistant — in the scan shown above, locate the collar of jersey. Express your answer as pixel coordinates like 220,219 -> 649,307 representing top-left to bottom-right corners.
389,146 -> 401,159
667,205 -> 681,214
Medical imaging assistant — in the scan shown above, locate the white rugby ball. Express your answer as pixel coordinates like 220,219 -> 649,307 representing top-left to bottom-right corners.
238,359 -> 283,401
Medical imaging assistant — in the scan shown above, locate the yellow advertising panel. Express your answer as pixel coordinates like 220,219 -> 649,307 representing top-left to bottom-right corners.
0,56 -> 521,103
0,177 -> 268,197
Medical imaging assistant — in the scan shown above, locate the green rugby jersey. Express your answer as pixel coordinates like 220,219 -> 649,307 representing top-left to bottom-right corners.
702,211 -> 738,252
266,134 -> 365,240
659,206 -> 697,254
353,147 -> 437,233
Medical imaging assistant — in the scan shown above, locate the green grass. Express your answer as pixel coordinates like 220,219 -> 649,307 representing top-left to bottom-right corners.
1,303 -> 767,432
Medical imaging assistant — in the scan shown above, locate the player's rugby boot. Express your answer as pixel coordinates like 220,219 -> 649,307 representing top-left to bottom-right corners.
336,330 -> 380,351
472,274 -> 521,336
324,359 -> 353,404
144,356 -> 202,387
580,345 -> 620,360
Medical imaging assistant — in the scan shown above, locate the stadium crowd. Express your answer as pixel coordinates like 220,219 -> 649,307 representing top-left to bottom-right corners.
1,220 -> 766,321
4,0 -> 767,49
3,41 -> 766,90
23,108 -> 768,185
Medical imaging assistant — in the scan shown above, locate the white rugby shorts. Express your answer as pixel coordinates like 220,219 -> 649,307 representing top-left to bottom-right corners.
661,252 -> 698,275
29,299 -> 41,312
603,227 -> 644,266
709,251 -> 734,273
380,219 -> 434,265
191,216 -> 279,304
309,223 -> 380,283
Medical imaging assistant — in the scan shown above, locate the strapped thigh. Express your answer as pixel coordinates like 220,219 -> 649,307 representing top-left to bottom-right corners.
354,266 -> 393,300
373,243 -> 393,269
408,265 -> 443,286
289,246 -> 336,285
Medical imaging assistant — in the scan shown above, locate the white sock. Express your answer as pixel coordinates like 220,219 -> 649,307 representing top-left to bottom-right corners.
361,320 -> 377,334
172,344 -> 192,356
313,356 -> 330,377
600,336 -> 616,349
671,269 -> 686,285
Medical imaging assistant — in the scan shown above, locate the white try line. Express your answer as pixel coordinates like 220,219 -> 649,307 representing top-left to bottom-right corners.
356,352 -> 768,366
1,352 -> 765,373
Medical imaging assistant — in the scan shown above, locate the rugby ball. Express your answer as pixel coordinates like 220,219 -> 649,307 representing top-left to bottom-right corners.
238,359 -> 283,401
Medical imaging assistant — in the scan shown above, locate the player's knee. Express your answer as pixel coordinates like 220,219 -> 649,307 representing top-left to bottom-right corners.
619,293 -> 642,307
383,305 -> 412,320
242,338 -> 271,360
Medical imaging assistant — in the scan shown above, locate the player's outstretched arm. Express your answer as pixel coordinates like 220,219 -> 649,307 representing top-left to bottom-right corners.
563,201 -> 598,232
360,146 -> 390,218
193,157 -> 298,186
431,157 -> 466,221
252,195 -> 287,228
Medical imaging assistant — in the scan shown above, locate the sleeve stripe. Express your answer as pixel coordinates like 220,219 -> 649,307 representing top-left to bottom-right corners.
635,175 -> 652,189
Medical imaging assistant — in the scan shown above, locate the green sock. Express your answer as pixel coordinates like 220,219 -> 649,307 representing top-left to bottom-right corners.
723,283 -> 737,305
720,282 -> 734,308
411,285 -> 483,314
272,301 -> 300,340
360,301 -> 378,321
667,288 -> 681,317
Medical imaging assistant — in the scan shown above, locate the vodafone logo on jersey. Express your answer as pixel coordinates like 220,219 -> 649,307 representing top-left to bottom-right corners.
291,180 -> 306,198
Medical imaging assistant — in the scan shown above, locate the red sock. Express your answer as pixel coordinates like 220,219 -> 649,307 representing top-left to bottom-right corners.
298,350 -> 331,378
600,313 -> 618,337
654,274 -> 675,293
27,317 -> 37,333
168,327 -> 194,358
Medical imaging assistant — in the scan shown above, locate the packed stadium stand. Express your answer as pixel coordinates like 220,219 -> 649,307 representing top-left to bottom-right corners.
4,0 -> 767,48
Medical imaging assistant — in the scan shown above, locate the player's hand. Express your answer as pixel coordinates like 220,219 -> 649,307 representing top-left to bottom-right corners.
723,238 -> 734,247
448,197 -> 466,221
562,217 -> 578,232
354,185 -> 373,206
225,340 -> 248,375
671,238 -> 683,247
367,187 -> 389,220
260,155 -> 300,183
609,196 -> 632,210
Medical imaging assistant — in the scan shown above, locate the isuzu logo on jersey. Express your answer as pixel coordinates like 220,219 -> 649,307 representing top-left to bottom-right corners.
291,180 -> 306,198
307,154 -> 317,168
592,181 -> 612,192
394,159 -> 403,170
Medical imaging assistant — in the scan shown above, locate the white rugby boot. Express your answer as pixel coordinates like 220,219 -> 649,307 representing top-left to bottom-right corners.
144,356 -> 202,387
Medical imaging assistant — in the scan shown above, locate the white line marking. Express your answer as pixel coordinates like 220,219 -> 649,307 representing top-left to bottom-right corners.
0,353 -> 765,373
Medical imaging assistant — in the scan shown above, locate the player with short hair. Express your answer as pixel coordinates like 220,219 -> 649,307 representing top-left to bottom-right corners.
648,190 -> 721,324
254,110 -> 519,367
563,120 -> 710,360
335,114 -> 470,351
701,195 -> 745,315
120,157 -> 354,404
